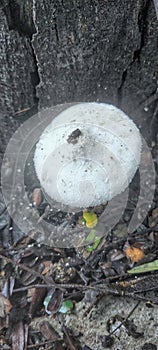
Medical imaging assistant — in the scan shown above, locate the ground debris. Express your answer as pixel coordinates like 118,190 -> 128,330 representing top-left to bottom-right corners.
107,314 -> 143,339
29,287 -> 47,318
11,321 -> 28,350
100,335 -> 115,348
44,288 -> 63,315
0,197 -> 158,348
40,320 -> 61,341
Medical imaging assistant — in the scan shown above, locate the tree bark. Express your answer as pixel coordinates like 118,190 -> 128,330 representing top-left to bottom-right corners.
0,0 -> 158,141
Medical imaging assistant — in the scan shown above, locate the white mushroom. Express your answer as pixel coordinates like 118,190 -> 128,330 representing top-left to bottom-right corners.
34,103 -> 142,209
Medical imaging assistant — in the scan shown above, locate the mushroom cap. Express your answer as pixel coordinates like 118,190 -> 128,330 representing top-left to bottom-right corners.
34,103 -> 142,209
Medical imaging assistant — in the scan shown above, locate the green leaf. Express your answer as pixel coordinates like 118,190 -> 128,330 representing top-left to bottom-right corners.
128,260 -> 158,274
59,300 -> 73,314
86,229 -> 96,242
86,237 -> 101,252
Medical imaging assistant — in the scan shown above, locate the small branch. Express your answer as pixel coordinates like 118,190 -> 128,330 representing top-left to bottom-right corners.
27,340 -> 58,348
62,322 -> 78,350
109,301 -> 141,335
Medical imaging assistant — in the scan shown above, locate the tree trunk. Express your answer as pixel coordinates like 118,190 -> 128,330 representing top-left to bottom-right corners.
0,0 -> 158,143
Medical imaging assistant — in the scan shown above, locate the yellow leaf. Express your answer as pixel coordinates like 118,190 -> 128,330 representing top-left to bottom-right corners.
83,210 -> 98,228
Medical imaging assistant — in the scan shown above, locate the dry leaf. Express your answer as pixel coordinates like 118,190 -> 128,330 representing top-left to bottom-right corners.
40,320 -> 61,341
44,288 -> 63,315
125,247 -> 145,263
42,261 -> 54,275
0,294 -> 12,317
12,321 -> 28,350
2,276 -> 15,298
29,287 -> 47,317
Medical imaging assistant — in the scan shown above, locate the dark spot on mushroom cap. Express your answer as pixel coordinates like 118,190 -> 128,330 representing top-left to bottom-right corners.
67,128 -> 82,144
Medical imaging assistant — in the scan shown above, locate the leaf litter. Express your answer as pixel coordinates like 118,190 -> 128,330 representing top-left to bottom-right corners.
0,138 -> 158,349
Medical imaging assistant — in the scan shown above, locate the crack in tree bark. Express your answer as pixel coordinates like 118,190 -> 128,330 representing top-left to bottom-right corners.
117,0 -> 152,107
